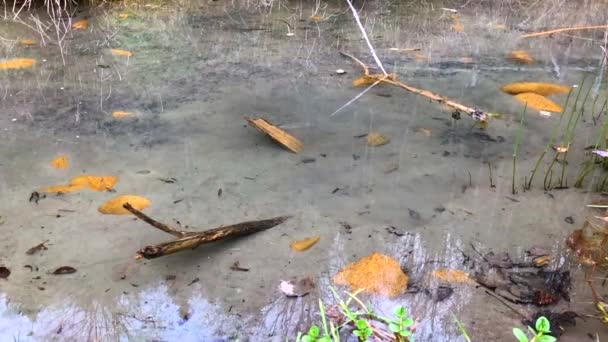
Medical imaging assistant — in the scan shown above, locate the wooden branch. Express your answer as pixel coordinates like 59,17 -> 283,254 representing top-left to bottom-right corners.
124,203 -> 290,259
521,25 -> 608,38
340,52 -> 488,122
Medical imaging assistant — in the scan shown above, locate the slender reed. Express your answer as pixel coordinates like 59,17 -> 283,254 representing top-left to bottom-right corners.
512,105 -> 526,194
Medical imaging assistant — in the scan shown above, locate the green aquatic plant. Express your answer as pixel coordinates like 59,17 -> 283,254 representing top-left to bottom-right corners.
512,316 -> 556,342
512,104 -> 527,194
453,314 -> 472,342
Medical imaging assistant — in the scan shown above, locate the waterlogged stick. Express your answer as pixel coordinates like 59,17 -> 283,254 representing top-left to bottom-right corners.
512,104 -> 527,194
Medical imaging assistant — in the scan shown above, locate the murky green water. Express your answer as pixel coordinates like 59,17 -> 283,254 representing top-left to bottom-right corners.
1,0 -> 608,341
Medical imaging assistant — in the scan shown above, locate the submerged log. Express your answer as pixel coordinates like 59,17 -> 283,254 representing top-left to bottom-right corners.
123,203 -> 289,259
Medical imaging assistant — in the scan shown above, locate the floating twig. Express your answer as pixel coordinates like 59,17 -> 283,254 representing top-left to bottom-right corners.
521,25 -> 608,38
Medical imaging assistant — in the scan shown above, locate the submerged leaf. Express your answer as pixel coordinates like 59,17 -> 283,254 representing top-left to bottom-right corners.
52,266 -> 77,274
309,15 -> 321,22
352,73 -> 397,87
98,195 -> 150,215
501,82 -> 570,96
0,266 -> 10,279
70,175 -> 118,191
0,58 -> 36,70
507,50 -> 534,64
279,277 -> 315,297
112,111 -> 133,118
50,155 -> 69,169
111,49 -> 133,57
513,93 -> 562,112
118,12 -> 130,19
333,252 -> 408,297
40,184 -> 85,194
19,39 -> 36,46
366,132 -> 390,147
431,269 -> 475,284
290,236 -> 320,251
72,19 -> 89,30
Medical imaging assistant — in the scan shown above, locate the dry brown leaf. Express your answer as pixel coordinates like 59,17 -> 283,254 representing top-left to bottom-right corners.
415,54 -> 427,61
40,184 -> 85,194
431,269 -> 475,284
111,49 -> 133,57
52,266 -> 77,275
112,111 -> 133,118
70,175 -> 118,191
366,132 -> 390,147
333,253 -> 407,297
352,73 -> 397,87
513,92 -> 563,112
0,58 -> 36,70
19,39 -> 36,46
507,50 -> 534,64
50,155 -> 69,169
501,82 -> 570,96
290,236 -> 320,251
98,195 -> 150,215
309,15 -> 321,22
452,15 -> 463,32
72,19 -> 89,30
247,117 -> 303,153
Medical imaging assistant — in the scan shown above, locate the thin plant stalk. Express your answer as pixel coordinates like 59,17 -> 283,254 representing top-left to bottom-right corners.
575,114 -> 608,187
488,161 -> 495,188
512,104 -> 527,194
526,89 -> 572,189
560,81 -> 592,186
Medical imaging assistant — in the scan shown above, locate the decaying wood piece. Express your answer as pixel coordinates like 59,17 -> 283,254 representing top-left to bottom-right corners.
340,51 -> 488,122
246,117 -> 303,153
123,203 -> 290,259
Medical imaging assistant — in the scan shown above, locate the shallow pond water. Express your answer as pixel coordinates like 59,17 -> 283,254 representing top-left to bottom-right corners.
1,0 -> 608,341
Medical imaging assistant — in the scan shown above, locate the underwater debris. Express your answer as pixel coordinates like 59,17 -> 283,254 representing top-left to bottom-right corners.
0,58 -> 36,70
0,266 -> 10,279
40,184 -> 84,194
431,269 -> 475,284
246,117 -> 303,153
521,25 -> 608,38
98,195 -> 150,215
333,252 -> 408,297
26,240 -> 49,255
507,50 -> 534,64
501,82 -> 570,96
50,155 -> 69,169
290,236 -> 320,251
230,261 -> 249,272
71,19 -> 88,30
352,73 -> 397,87
52,266 -> 77,275
366,132 -> 390,147
279,277 -> 315,297
451,14 -> 463,32
513,93 -> 563,112
112,111 -> 133,118
19,39 -> 36,46
111,49 -> 133,57
69,175 -> 118,191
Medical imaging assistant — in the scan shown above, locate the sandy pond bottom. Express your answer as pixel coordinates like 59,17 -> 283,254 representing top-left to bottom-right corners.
1,0 -> 608,341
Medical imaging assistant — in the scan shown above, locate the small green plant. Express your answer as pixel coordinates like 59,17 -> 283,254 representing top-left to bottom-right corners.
353,319 -> 373,341
387,305 -> 414,340
298,325 -> 331,342
512,316 -> 556,342
453,314 -> 472,342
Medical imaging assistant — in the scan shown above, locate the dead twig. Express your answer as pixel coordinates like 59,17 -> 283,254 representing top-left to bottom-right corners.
521,25 -> 608,38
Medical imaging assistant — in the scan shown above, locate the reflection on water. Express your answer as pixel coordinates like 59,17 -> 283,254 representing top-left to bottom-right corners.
1,0 -> 608,340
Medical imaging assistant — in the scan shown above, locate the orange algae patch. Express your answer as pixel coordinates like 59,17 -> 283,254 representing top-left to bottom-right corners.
98,195 -> 150,215
333,253 -> 408,297
72,19 -> 89,30
507,50 -> 533,64
50,155 -> 69,169
69,175 -> 118,191
431,269 -> 475,284
111,49 -> 132,57
514,92 -> 563,112
0,58 -> 36,70
40,184 -> 85,194
112,111 -> 133,118
500,82 -> 570,96
290,236 -> 320,251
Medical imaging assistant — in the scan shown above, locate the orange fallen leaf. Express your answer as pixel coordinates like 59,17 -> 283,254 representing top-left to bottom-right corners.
493,23 -> 506,30
415,54 -> 427,61
290,236 -> 320,251
309,15 -> 321,22
98,195 -> 150,215
500,82 -> 570,96
118,12 -> 130,19
0,58 -> 36,70
367,132 -> 389,147
513,92 -> 562,112
507,50 -> 533,64
40,184 -> 85,194
552,145 -> 569,153
111,49 -> 132,57
69,175 -> 118,191
451,15 -> 463,32
112,111 -> 133,118
50,155 -> 69,169
431,269 -> 475,284
352,73 -> 397,87
19,39 -> 36,46
334,253 -> 408,297
72,19 -> 89,30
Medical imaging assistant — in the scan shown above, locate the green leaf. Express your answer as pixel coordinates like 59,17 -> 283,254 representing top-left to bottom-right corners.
527,326 -> 537,336
353,330 -> 362,337
318,337 -> 332,342
394,305 -> 406,317
301,336 -> 313,342
307,326 -> 320,338
535,317 -> 551,333
355,319 -> 368,329
399,329 -> 411,337
402,317 -> 414,327
537,336 -> 556,342
389,323 -> 400,333
513,328 -> 529,342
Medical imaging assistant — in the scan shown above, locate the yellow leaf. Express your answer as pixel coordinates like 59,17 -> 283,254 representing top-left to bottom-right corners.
290,236 -> 320,251
366,132 -> 390,147
111,49 -> 132,57
40,184 -> 85,194
309,15 -> 321,22
431,269 -> 475,284
333,253 -> 408,298
513,92 -> 563,112
98,195 -> 150,215
507,50 -> 533,64
72,19 -> 89,30
50,155 -> 69,169
112,111 -> 133,118
501,82 -> 570,96
0,58 -> 36,70
19,39 -> 36,46
69,175 -> 118,191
